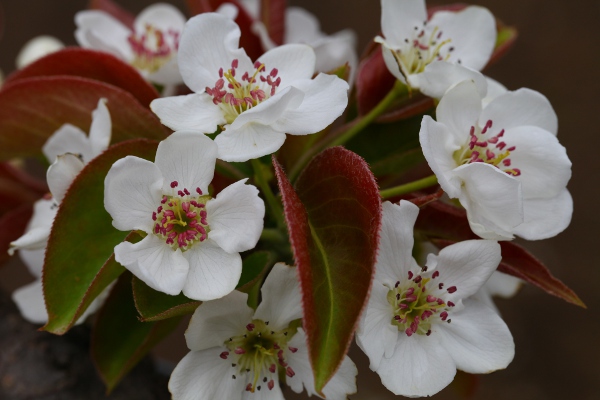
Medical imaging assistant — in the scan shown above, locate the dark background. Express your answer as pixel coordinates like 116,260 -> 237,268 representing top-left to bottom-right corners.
0,0 -> 598,399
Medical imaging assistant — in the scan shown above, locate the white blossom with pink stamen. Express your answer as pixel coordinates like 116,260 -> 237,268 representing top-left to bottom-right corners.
356,201 -> 514,397
150,12 -> 349,162
169,263 -> 357,400
75,3 -> 186,87
104,131 -> 265,301
419,80 -> 572,240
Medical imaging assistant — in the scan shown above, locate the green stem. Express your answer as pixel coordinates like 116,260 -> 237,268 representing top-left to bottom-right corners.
251,158 -> 286,230
380,175 -> 438,199
329,81 -> 406,147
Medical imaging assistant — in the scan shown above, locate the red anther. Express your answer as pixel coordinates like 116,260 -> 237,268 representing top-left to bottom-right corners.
244,97 -> 253,106
470,126 -> 475,136
437,31 -> 443,39
408,271 -> 414,279
157,206 -> 163,213
254,61 -> 262,68
260,75 -> 267,82
268,364 -> 276,373
231,59 -> 238,69
507,146 -> 516,152
186,212 -> 197,219
234,347 -> 246,354
438,282 -> 444,290
488,136 -> 499,144
241,71 -> 249,81
182,202 -> 190,213
405,295 -> 417,303
432,271 -> 440,279
268,380 -> 275,390
184,188 -> 190,195
447,301 -> 455,307
274,77 -> 281,87
154,224 -> 160,234
196,187 -> 203,195
396,293 -> 400,300
503,159 -> 512,166
422,310 -> 433,319
289,347 -> 298,353
394,315 -> 402,320
440,311 -> 448,321
426,295 -> 437,303
246,323 -> 255,331
447,286 -> 457,294
513,168 -> 521,176
219,67 -> 223,77
152,212 -> 157,221
481,119 -> 493,134
170,181 -> 178,188
437,298 -> 444,305
399,303 -> 409,310
406,287 -> 415,296
486,150 -> 495,160
215,79 -> 224,89
395,281 -> 400,288
497,142 -> 506,150
286,367 -> 295,378
426,329 -> 432,336
164,210 -> 175,217
270,68 -> 278,77
245,384 -> 253,391
178,190 -> 185,197
405,327 -> 414,337
414,275 -> 422,283
219,351 -> 229,359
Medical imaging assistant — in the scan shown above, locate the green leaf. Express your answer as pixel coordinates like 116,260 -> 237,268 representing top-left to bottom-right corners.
273,148 -> 382,394
92,272 -> 181,393
237,250 -> 274,292
43,139 -> 159,335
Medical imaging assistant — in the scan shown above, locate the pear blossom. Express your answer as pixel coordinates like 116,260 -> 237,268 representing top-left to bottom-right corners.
150,13 -> 349,162
75,3 -> 186,88
473,271 -> 522,314
8,99 -> 112,324
104,131 -> 265,301
16,35 -> 65,69
356,201 -> 514,397
419,80 -> 572,240
169,263 -> 357,399
376,0 -> 496,98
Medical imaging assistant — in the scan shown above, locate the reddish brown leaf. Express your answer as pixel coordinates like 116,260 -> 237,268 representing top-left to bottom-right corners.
0,162 -> 47,215
0,76 -> 167,161
260,0 -> 286,45
376,96 -> 435,123
0,205 -> 33,266
449,370 -> 480,399
356,47 -> 396,115
273,147 -> 381,393
89,0 -> 135,29
5,48 -> 160,107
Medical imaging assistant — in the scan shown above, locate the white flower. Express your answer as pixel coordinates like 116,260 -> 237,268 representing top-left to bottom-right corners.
16,35 -> 65,69
9,99 -> 112,324
104,131 -> 265,300
150,13 -> 349,162
75,3 -> 186,87
419,80 -> 572,240
356,201 -> 514,398
473,271 -> 522,314
169,263 -> 357,399
376,0 -> 496,98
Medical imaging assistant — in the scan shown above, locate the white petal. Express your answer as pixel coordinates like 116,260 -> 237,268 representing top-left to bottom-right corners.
242,380 -> 284,400
10,229 -> 49,254
356,281 -> 398,370
134,3 -> 186,33
375,201 -> 420,286
206,179 -> 265,254
484,271 -> 522,298
502,126 -> 571,198
378,42 -> 407,84
286,329 -> 357,399
482,77 -> 507,106
88,98 -> 112,157
150,93 -> 226,133
16,35 -> 64,69
380,0 -> 427,46
453,162 -> 523,239
9,199 -> 56,255
425,240 -> 501,302
74,11 -> 133,60
428,6 -> 496,71
419,116 -> 462,197
146,56 -> 183,86
416,62 -> 487,99
11,279 -> 48,324
514,189 -> 573,240
284,7 -> 323,44
114,234 -> 189,296
155,131 -> 218,195
19,248 -> 46,278
435,80 -> 482,145
254,263 -> 301,331
104,156 -> 163,232
46,153 -> 85,204
185,290 -> 253,351
271,74 -> 349,135
376,334 -> 455,397
168,347 -> 245,400
182,240 -> 242,301
437,298 -> 514,373
312,30 -> 358,83
230,86 -> 304,129
178,13 -> 253,93
257,44 -> 316,89
481,88 -> 558,135
42,124 -> 93,164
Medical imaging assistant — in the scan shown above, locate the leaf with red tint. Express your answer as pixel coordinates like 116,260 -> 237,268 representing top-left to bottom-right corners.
273,148 -> 381,393
260,0 -> 286,45
413,198 -> 477,241
0,205 -> 33,266
92,272 -> 181,392
0,162 -> 47,215
488,26 -> 518,67
186,0 -> 264,60
43,139 -> 159,335
449,371 -> 480,399
376,95 -> 434,123
0,76 -> 167,161
407,189 -> 444,208
89,0 -> 135,29
5,48 -> 159,107
356,48 -> 396,115
132,276 -> 200,322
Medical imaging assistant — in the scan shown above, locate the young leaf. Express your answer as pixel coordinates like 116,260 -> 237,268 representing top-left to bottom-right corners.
356,48 -> 396,115
260,0 -> 286,45
5,48 -> 160,107
0,76 -> 167,161
273,148 -> 382,394
43,139 -> 159,335
92,272 -> 181,393
0,162 -> 47,215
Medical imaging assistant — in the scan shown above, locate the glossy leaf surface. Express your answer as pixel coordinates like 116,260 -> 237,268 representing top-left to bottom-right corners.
274,148 -> 381,393
260,0 -> 286,45
43,139 -> 159,335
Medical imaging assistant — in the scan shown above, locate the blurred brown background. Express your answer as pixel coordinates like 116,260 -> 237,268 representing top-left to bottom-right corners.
0,0 -> 598,399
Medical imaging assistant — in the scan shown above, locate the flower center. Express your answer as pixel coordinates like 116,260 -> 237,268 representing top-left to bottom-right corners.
128,24 -> 179,73
205,59 -> 281,125
220,320 -> 298,393
391,24 -> 454,80
453,120 -> 521,176
152,181 -> 210,250
387,268 -> 457,337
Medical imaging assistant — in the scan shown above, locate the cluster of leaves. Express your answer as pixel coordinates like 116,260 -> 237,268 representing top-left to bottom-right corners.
0,0 -> 583,396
